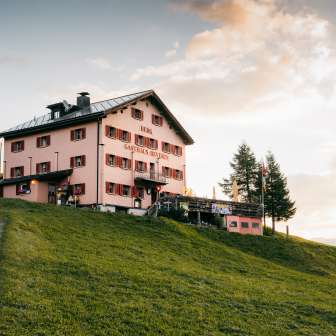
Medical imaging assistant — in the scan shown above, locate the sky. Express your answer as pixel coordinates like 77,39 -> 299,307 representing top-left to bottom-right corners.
1,0 -> 336,243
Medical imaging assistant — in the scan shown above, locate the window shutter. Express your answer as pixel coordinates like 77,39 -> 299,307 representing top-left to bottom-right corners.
152,115 -> 155,125
36,137 -> 40,148
160,117 -> 163,126
155,140 -> 158,149
131,186 -> 137,197
131,108 -> 135,119
180,171 -> 184,180
128,159 -> 132,170
106,154 -> 110,166
36,163 -> 40,174
21,167 -> 24,176
11,143 -> 14,152
47,162 -> 51,172
144,162 -> 147,172
144,137 -> 149,148
10,168 -> 14,178
21,141 -> 24,151
170,144 -> 175,154
162,166 -> 165,176
71,130 -> 75,141
70,157 -> 75,168
82,155 -> 86,167
46,136 -> 51,146
117,184 -> 122,196
128,132 -> 131,142
172,169 -> 176,179
140,110 -> 144,120
105,126 -> 110,137
106,182 -> 110,193
135,161 -> 139,171
81,128 -> 86,139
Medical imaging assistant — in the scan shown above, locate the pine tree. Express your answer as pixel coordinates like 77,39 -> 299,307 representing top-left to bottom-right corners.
264,152 -> 296,233
219,143 -> 259,203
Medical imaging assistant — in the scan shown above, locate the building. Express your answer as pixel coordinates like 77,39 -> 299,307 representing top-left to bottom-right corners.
0,90 -> 194,213
156,195 -> 263,236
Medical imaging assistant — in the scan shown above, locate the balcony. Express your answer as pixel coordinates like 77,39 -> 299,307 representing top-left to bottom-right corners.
134,171 -> 167,186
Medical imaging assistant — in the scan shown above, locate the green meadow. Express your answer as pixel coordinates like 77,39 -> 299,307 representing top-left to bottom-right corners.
0,199 -> 335,335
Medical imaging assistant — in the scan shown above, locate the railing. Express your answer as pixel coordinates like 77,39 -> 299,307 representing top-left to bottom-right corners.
134,172 -> 167,184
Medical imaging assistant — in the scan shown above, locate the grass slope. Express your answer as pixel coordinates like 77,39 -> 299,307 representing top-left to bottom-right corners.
0,199 -> 336,336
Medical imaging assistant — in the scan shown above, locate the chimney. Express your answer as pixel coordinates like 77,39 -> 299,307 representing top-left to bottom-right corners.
77,92 -> 90,109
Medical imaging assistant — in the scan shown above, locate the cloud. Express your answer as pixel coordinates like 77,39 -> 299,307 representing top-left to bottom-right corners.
287,168 -> 336,238
165,41 -> 180,58
0,55 -> 28,66
132,0 -> 336,118
86,57 -> 124,71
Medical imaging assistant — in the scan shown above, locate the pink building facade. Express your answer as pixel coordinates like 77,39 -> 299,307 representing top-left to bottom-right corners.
0,90 -> 194,213
226,215 -> 263,236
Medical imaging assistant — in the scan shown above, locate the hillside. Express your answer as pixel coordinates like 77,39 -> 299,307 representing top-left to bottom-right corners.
0,200 -> 336,335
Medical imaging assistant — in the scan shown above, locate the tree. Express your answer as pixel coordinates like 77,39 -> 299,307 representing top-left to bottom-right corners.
264,152 -> 296,233
219,143 -> 259,203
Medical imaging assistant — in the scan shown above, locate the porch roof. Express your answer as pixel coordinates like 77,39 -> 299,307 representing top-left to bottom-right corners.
0,169 -> 73,186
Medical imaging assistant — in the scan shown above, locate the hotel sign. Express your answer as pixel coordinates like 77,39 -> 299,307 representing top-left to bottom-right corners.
124,144 -> 169,160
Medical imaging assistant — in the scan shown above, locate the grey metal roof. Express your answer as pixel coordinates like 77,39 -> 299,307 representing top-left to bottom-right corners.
0,89 -> 194,144
3,90 -> 152,134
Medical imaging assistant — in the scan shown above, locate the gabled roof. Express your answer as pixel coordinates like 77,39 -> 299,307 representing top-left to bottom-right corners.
0,90 -> 194,145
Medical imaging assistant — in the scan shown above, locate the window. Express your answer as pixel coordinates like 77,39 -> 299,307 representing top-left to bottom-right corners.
135,161 -> 147,173
241,222 -> 249,229
122,185 -> 130,197
120,130 -> 130,142
37,135 -> 50,148
162,166 -> 172,178
70,155 -> 86,168
16,182 -> 31,195
71,128 -> 86,141
148,138 -> 158,150
106,182 -> 116,194
73,184 -> 85,195
132,186 -> 145,199
10,166 -> 24,178
252,223 -> 260,229
11,141 -> 24,153
106,154 -> 116,166
230,221 -> 238,228
173,145 -> 182,156
132,108 -> 144,121
174,169 -> 183,180
162,142 -> 171,153
106,126 -> 117,139
135,134 -> 145,146
36,162 -> 51,174
152,114 -> 163,126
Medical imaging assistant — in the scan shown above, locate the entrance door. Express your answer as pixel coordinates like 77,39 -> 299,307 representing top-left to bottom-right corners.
48,184 -> 56,204
151,188 -> 157,204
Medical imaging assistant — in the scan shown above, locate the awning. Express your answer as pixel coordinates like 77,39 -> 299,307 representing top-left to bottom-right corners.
0,169 -> 73,186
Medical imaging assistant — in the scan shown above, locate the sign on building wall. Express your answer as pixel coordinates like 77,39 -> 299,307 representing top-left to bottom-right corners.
211,203 -> 232,215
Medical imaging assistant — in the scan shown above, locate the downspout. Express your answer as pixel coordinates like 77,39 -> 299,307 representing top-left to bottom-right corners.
96,119 -> 100,207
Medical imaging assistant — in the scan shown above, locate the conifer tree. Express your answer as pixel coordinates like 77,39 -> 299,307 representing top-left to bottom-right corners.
264,152 -> 296,233
219,143 -> 259,203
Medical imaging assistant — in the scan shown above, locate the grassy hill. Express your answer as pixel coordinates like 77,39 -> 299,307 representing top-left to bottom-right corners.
0,199 -> 336,336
